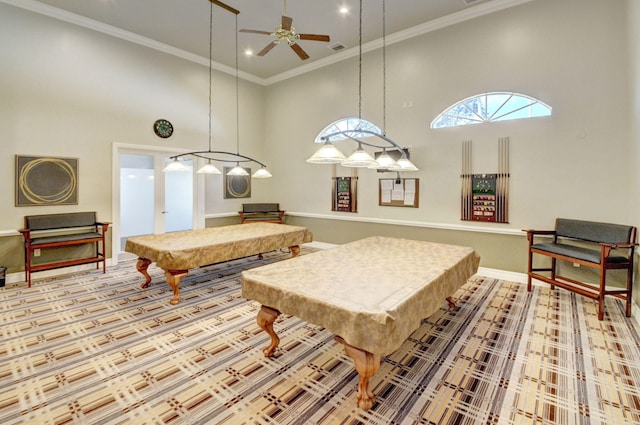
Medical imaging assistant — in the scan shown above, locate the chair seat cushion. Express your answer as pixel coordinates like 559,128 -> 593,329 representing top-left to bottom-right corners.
31,232 -> 103,245
531,242 -> 628,264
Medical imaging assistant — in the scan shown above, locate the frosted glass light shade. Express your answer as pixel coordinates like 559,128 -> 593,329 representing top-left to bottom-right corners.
368,149 -> 398,169
163,158 -> 189,172
341,144 -> 377,167
196,160 -> 222,174
394,155 -> 419,171
306,142 -> 347,164
227,164 -> 250,176
252,167 -> 272,178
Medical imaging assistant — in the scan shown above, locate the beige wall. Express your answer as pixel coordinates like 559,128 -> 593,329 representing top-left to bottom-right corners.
0,0 -> 637,287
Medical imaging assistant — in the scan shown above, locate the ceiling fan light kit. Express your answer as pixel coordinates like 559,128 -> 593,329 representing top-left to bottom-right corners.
239,0 -> 330,60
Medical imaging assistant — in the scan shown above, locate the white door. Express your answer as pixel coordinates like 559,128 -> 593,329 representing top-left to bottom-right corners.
118,152 -> 195,252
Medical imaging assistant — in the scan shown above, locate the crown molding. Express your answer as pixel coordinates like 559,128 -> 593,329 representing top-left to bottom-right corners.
263,0 -> 536,85
0,0 -> 265,85
2,0 -> 535,87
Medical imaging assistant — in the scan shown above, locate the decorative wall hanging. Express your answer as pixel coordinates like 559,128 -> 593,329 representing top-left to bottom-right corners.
379,177 -> 419,207
332,176 -> 357,212
15,155 -> 78,206
460,138 -> 510,223
224,166 -> 251,199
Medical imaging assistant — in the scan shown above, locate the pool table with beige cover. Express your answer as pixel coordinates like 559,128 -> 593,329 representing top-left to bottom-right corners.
125,222 -> 312,305
241,236 -> 479,410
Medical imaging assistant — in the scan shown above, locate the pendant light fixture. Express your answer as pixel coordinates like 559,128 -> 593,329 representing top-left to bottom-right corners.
307,0 -> 418,172
163,0 -> 272,178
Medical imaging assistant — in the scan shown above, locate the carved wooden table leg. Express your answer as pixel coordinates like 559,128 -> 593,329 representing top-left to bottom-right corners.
446,296 -> 457,309
290,245 -> 300,257
335,336 -> 381,411
257,305 -> 281,357
164,269 -> 188,305
136,258 -> 153,288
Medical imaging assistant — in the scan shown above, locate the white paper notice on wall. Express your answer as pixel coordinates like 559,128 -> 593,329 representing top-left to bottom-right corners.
379,178 -> 419,208
404,179 -> 416,205
392,181 -> 404,201
381,179 -> 393,203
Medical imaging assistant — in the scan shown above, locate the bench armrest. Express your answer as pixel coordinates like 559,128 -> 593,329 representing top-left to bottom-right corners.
600,242 -> 637,248
523,229 -> 556,245
96,222 -> 111,234
18,228 -> 30,241
522,229 -> 556,235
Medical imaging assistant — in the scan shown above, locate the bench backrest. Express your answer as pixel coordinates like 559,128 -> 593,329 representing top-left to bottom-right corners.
242,203 -> 280,213
555,218 -> 635,244
25,212 -> 97,231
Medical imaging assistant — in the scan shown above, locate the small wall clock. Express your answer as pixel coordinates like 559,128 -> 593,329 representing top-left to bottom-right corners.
153,119 -> 173,138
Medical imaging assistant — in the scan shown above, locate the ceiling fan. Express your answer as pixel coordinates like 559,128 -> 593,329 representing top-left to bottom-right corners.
239,0 -> 330,60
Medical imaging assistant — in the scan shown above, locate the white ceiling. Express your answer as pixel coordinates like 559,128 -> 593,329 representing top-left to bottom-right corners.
5,0 -> 529,83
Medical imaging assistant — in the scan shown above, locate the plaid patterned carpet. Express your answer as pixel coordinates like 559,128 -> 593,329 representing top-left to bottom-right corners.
1,247 -> 639,425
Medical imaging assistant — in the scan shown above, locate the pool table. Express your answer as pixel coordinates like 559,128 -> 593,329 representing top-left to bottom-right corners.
125,222 -> 312,305
241,236 -> 479,410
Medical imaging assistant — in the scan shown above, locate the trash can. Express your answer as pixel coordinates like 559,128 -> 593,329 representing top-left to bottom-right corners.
0,266 -> 6,287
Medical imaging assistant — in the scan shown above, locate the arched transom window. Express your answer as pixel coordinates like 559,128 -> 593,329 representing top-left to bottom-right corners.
315,117 -> 382,143
431,92 -> 552,129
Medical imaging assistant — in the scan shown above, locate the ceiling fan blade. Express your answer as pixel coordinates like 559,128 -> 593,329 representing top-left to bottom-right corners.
281,15 -> 293,31
239,29 -> 272,35
298,34 -> 331,42
290,43 -> 309,60
258,41 -> 278,56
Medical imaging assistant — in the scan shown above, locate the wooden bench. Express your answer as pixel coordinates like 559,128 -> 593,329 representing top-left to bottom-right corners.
19,212 -> 110,287
524,218 -> 637,320
238,203 -> 285,224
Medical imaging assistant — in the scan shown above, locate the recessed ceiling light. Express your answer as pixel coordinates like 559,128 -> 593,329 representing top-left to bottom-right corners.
244,49 -> 253,56
339,6 -> 349,14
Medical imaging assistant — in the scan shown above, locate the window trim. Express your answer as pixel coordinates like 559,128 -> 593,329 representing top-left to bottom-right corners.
430,92 -> 552,129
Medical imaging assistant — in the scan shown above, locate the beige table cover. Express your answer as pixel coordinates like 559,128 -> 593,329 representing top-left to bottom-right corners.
241,236 -> 480,357
124,223 -> 313,270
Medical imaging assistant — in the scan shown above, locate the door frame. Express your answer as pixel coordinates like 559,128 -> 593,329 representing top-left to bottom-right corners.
111,142 -> 205,266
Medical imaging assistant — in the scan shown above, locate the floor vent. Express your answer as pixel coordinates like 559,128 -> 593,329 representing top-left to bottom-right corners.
328,42 -> 346,52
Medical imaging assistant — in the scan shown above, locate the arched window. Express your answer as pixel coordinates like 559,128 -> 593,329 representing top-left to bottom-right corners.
315,117 -> 382,143
431,92 -> 551,129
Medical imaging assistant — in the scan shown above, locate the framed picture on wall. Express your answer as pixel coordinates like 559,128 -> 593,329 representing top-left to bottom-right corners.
223,166 -> 251,199
15,155 -> 79,206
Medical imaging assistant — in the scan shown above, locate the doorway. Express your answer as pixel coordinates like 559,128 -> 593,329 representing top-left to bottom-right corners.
113,144 -> 203,263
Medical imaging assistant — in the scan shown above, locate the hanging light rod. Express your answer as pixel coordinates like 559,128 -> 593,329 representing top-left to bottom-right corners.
307,0 -> 417,172
164,153 -> 272,177
320,129 -> 402,150
164,0 -> 271,178
308,129 -> 418,171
